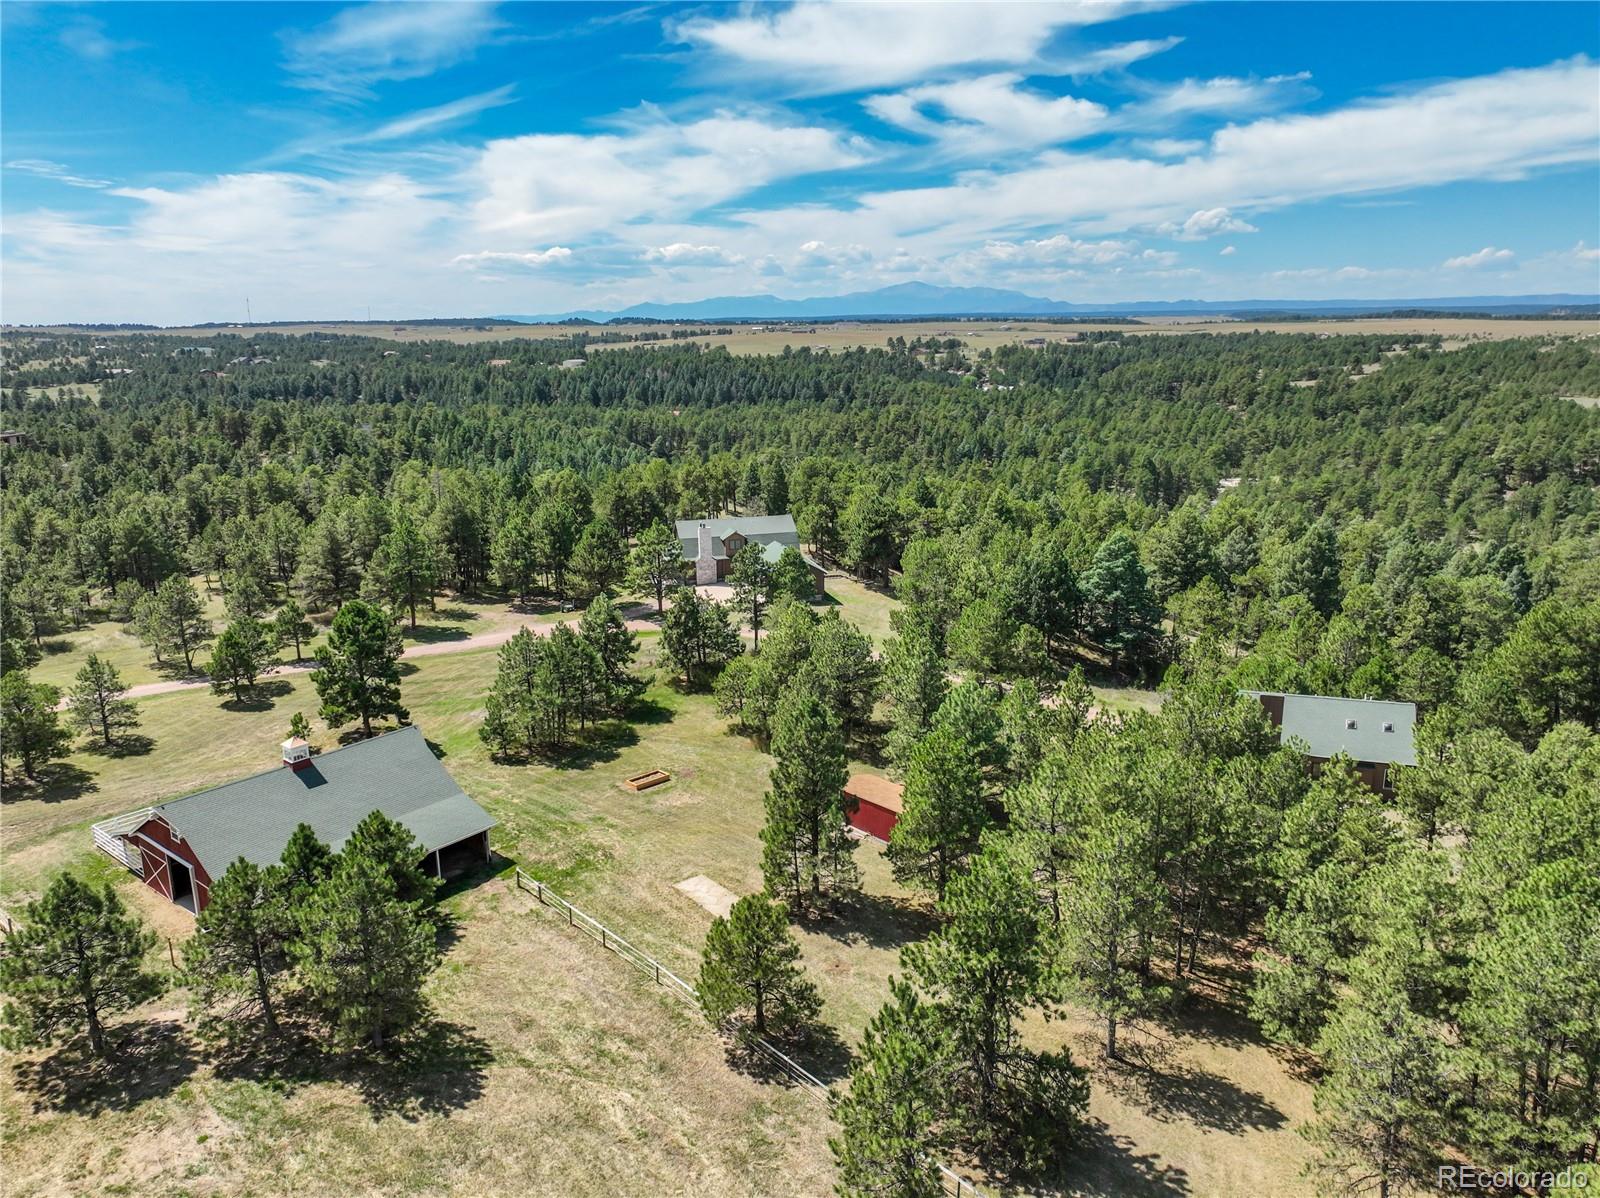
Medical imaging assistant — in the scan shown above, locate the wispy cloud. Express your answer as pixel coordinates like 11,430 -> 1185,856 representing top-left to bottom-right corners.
282,2 -> 505,96
59,16 -> 139,60
453,247 -> 573,269
5,158 -> 113,189
1443,246 -> 1515,269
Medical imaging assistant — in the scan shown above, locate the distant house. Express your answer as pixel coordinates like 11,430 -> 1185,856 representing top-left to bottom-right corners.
1243,691 -> 1417,796
559,358 -> 586,370
0,430 -> 28,446
98,726 -> 495,914
844,774 -> 903,842
674,513 -> 825,595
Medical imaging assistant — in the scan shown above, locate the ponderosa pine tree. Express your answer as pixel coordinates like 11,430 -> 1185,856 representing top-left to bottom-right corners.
345,809 -> 437,905
272,598 -> 316,661
883,619 -> 948,772
311,599 -> 406,737
578,593 -> 641,710
184,858 -> 293,1038
1080,531 -> 1161,675
569,517 -> 626,602
67,653 -> 139,748
697,895 -> 821,1041
627,520 -> 683,614
151,573 -> 213,672
772,546 -> 816,604
368,512 -> 439,630
729,540 -> 777,648
760,685 -> 857,913
207,618 -> 277,703
660,588 -> 740,689
830,980 -> 949,1198
0,670 -> 72,782
0,874 -> 163,1058
887,725 -> 989,900
293,850 -> 439,1050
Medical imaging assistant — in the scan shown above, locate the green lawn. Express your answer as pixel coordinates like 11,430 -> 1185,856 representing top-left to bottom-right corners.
4,612 -> 1285,1198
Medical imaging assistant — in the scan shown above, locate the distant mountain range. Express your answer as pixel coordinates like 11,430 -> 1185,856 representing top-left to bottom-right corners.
497,282 -> 1599,323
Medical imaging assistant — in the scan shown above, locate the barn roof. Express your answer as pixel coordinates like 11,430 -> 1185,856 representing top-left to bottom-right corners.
143,725 -> 494,879
1245,691 -> 1417,766
844,774 -> 904,814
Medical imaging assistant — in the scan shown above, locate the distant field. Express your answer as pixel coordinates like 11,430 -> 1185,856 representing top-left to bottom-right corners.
35,315 -> 1599,354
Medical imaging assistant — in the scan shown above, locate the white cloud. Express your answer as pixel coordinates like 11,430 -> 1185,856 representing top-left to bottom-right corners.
1134,137 -> 1205,158
1219,244 -> 1236,256
4,159 -> 113,189
1132,71 -> 1314,120
1160,207 -> 1258,240
59,16 -> 139,60
672,1 -> 1149,93
644,243 -> 745,266
795,240 -> 873,267
866,73 -> 1107,154
1569,240 -> 1600,263
1443,246 -> 1515,269
974,234 -> 1145,266
1056,37 -> 1184,75
282,2 -> 504,95
470,110 -> 869,241
364,86 -> 517,143
453,247 -> 573,268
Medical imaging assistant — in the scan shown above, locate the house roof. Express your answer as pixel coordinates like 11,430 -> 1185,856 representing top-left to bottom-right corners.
676,514 -> 801,561
1245,691 -> 1417,767
844,774 -> 904,814
141,725 -> 495,879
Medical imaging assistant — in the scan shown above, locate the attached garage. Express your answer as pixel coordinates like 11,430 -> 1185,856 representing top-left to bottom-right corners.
119,725 -> 496,915
844,774 -> 904,843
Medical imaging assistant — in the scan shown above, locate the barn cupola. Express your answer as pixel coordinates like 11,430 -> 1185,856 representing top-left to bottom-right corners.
281,737 -> 312,772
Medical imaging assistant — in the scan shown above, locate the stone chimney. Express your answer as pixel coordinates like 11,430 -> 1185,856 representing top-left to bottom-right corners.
695,521 -> 714,585
281,736 -> 312,772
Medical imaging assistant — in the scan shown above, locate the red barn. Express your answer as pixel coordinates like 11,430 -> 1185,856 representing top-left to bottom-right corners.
106,726 -> 495,914
844,774 -> 904,843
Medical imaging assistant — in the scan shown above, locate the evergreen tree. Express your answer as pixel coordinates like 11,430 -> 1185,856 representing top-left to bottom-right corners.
830,981 -> 949,1198
660,589 -> 740,689
760,686 -> 857,913
344,809 -> 436,905
280,823 -> 335,903
222,539 -> 275,621
1080,531 -> 1162,674
887,726 -> 989,900
771,546 -> 817,604
271,598 -> 316,661
287,711 -> 313,742
1273,517 -> 1342,616
728,541 -> 777,648
1145,498 -> 1218,604
151,573 -> 214,672
0,670 -> 72,781
66,653 -> 140,747
294,851 -> 439,1050
0,874 -> 163,1058
883,621 -> 948,771
628,520 -> 685,614
296,512 -> 359,612
697,895 -> 821,1041
577,593 -> 641,709
368,512 -> 439,630
310,598 -> 407,737
481,627 -> 559,758
184,858 -> 293,1038
207,618 -> 277,702
569,517 -> 626,602
1009,534 -> 1080,653
9,570 -> 66,646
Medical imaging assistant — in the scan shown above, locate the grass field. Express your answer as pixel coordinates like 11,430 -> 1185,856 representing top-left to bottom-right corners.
40,315 -> 1598,355
2,593 -> 1307,1198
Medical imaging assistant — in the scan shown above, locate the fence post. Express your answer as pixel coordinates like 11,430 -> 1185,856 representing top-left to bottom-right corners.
601,927 -> 607,949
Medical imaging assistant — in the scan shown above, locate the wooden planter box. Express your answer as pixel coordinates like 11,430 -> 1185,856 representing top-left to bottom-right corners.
623,769 -> 671,792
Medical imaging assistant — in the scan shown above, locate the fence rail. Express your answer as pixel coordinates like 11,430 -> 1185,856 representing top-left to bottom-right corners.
90,807 -> 153,875
511,868 -> 990,1197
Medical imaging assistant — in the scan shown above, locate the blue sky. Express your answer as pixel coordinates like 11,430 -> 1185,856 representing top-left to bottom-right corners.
2,1 -> 1597,323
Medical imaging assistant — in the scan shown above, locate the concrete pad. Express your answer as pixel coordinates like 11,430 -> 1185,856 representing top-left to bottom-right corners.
674,874 -> 738,919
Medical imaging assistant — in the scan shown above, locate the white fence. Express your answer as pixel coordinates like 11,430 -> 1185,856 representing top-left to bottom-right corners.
511,868 -> 989,1197
90,807 -> 153,875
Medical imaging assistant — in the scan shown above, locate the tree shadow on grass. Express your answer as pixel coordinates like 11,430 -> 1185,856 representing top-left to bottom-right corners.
11,1018 -> 197,1113
84,733 -> 156,759
1098,1055 -> 1287,1135
814,890 -> 939,950
546,719 -> 640,771
212,1017 -> 491,1121
2,761 -> 99,804
39,637 -> 75,657
626,696 -> 674,726
1049,1118 -> 1193,1197
218,678 -> 294,712
723,1020 -> 855,1090
405,622 -> 471,645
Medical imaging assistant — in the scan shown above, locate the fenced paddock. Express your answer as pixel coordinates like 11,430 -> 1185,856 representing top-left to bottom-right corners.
512,868 -> 989,1197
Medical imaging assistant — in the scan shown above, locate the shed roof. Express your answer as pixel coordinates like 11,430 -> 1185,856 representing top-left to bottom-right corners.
844,774 -> 904,814
1245,691 -> 1417,767
142,725 -> 494,879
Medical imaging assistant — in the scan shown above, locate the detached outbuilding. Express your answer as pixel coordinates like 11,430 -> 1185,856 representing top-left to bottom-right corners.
104,726 -> 495,914
844,774 -> 904,843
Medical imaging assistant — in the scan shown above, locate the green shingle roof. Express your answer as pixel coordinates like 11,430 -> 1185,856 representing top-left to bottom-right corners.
148,725 -> 494,879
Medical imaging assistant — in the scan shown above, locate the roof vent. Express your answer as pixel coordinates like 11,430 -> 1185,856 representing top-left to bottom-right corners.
1382,721 -> 1394,733
1345,719 -> 1358,730
282,737 -> 312,772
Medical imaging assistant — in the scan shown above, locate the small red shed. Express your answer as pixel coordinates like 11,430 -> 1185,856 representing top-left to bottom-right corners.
844,774 -> 904,843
